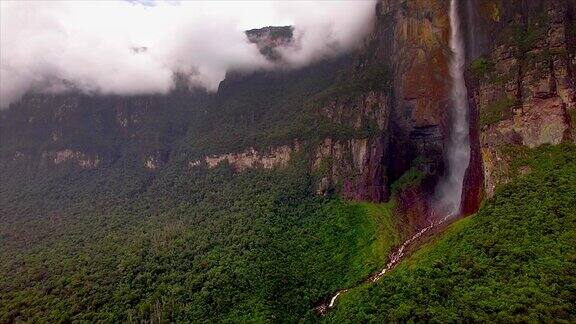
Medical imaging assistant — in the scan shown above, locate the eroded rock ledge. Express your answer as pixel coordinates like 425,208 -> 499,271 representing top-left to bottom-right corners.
42,149 -> 100,169
189,144 -> 300,172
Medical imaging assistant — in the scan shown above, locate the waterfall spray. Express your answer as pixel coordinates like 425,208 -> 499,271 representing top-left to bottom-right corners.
434,0 -> 471,216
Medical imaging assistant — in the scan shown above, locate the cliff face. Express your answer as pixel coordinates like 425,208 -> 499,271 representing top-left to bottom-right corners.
373,0 -> 451,178
177,0 -> 469,222
2,2 -> 572,231
289,0 -> 455,209
190,143 -> 299,172
465,0 -> 576,197
0,90 -> 206,173
324,0 -> 575,219
319,0 -> 455,220
311,90 -> 390,202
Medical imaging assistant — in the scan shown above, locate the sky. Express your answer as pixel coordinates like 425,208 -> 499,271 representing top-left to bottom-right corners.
0,0 -> 377,108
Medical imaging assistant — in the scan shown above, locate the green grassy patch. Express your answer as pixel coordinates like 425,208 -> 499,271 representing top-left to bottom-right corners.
349,202 -> 401,275
470,56 -> 495,79
390,167 -> 425,195
480,96 -> 516,127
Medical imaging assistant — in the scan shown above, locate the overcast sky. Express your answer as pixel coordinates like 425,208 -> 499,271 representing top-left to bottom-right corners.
0,0 -> 376,108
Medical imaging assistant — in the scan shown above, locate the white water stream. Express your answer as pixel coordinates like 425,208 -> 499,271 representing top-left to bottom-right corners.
370,213 -> 451,282
316,1 -> 471,314
316,213 -> 451,315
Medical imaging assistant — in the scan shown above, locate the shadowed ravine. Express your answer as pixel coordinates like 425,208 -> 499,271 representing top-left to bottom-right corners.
315,0 -> 471,315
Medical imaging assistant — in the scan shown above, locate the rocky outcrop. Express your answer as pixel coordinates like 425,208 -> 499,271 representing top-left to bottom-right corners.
312,137 -> 388,202
466,0 -> 576,197
42,149 -> 100,169
245,26 -> 294,61
144,150 -> 169,170
190,144 -> 299,172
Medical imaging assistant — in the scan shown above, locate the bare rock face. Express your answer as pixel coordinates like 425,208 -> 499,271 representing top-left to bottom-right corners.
461,95 -> 484,216
321,91 -> 390,131
301,0 -> 474,220
310,80 -> 393,201
312,137 -> 388,202
316,0 -> 454,214
307,1 -> 456,207
372,0 -> 452,183
466,0 -> 576,197
190,144 -> 299,173
43,149 -> 100,169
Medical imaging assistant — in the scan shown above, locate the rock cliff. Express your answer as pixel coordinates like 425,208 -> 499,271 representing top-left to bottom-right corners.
465,0 -> 576,197
2,2 -> 573,232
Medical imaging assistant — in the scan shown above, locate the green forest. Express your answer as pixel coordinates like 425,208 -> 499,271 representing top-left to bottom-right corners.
3,133 -> 574,322
0,56 -> 397,322
0,152 -> 400,322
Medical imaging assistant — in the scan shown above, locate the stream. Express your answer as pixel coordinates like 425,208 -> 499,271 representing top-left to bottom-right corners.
314,213 -> 452,315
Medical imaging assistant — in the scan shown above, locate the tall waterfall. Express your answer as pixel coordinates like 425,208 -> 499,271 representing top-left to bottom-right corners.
434,0 -> 471,216
315,3 -> 474,314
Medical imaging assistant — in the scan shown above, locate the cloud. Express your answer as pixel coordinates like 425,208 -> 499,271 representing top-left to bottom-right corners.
273,1 -> 376,67
0,0 -> 376,108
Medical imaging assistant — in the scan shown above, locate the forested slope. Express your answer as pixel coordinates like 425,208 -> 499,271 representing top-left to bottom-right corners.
0,152 -> 402,322
325,144 -> 576,322
0,55 -> 397,322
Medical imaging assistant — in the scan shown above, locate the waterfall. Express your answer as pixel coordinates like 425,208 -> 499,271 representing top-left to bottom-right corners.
315,2 -> 474,315
465,0 -> 478,59
434,0 -> 471,216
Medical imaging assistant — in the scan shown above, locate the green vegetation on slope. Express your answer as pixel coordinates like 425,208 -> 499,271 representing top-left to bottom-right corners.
479,96 -> 516,128
0,51 -> 399,322
0,154 -> 400,322
181,56 -> 367,158
325,143 -> 576,322
470,56 -> 495,80
389,167 -> 425,196
349,202 -> 401,278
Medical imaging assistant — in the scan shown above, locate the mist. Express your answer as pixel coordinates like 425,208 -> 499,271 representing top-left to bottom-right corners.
0,0 -> 376,109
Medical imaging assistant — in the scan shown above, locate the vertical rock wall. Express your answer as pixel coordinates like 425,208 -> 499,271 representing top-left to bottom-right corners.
465,0 -> 576,197
313,91 -> 391,202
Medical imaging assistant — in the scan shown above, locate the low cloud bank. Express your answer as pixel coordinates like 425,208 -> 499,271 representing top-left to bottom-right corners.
0,0 -> 376,108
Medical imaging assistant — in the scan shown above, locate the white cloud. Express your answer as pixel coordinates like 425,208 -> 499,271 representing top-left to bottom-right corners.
0,0 -> 376,108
